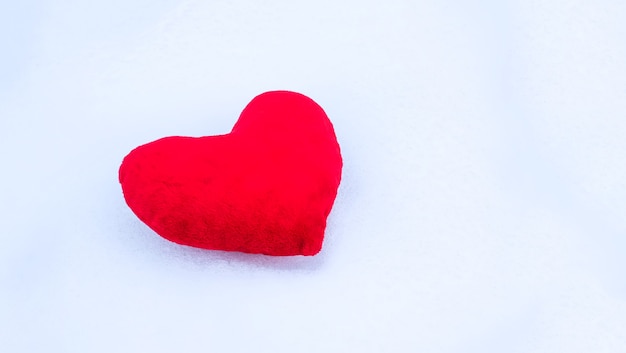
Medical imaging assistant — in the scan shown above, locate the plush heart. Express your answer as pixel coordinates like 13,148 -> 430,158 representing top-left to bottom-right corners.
119,91 -> 342,256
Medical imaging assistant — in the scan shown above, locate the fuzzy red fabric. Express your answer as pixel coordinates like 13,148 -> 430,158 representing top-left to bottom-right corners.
119,91 -> 342,256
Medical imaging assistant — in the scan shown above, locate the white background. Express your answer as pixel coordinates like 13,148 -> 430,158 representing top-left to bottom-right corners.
1,0 -> 625,351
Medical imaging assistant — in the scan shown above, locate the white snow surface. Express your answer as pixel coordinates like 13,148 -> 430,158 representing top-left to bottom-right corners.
1,0 -> 626,352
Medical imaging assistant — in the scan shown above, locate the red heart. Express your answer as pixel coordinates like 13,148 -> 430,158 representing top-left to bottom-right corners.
119,91 -> 342,256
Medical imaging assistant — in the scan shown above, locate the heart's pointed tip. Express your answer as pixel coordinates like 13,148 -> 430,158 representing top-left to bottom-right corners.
301,247 -> 322,257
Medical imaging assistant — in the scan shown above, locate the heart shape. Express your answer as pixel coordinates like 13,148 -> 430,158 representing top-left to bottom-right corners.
119,91 -> 342,256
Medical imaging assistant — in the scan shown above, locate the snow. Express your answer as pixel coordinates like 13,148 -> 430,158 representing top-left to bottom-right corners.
1,0 -> 625,352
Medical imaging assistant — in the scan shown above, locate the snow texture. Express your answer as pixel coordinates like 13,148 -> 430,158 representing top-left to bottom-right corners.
1,0 -> 625,352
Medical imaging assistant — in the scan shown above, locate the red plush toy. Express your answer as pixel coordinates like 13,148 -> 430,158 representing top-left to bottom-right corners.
119,91 -> 342,256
